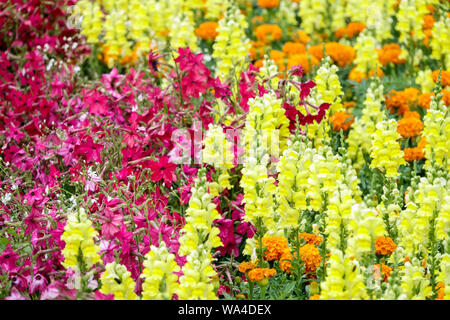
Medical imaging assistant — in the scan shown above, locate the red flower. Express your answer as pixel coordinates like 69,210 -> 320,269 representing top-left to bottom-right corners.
148,156 -> 177,187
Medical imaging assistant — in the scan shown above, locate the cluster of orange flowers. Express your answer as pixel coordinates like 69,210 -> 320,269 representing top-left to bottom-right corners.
432,70 -> 450,87
195,21 -> 219,41
299,233 -> 323,246
238,261 -> 258,273
308,42 -> 356,67
329,111 -> 355,132
385,88 -> 420,116
255,24 -> 282,43
397,111 -> 424,138
247,268 -> 277,283
335,22 -> 365,39
257,0 -> 280,9
377,43 -> 406,66
422,14 -> 435,47
262,236 -> 288,261
299,244 -> 322,273
403,137 -> 427,162
374,236 -> 397,256
373,263 -> 393,282
418,90 -> 450,109
348,67 -> 384,83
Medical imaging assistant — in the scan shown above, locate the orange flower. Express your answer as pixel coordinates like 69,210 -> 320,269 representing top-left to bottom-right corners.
251,15 -> 264,25
292,30 -> 311,45
375,236 -> 397,255
282,42 -> 306,56
238,261 -> 257,273
256,24 -> 282,43
403,147 -> 425,162
287,53 -> 319,74
299,233 -> 323,246
397,113 -> 424,138
309,294 -> 321,300
249,41 -> 266,60
254,59 -> 264,68
442,89 -> 450,106
280,248 -> 293,273
247,268 -> 276,282
348,67 -> 384,83
432,70 -> 450,87
195,21 -> 219,40
308,42 -> 356,67
343,101 -> 356,109
385,88 -> 420,116
436,282 -> 445,300
373,264 -> 393,282
329,111 -> 354,132
257,0 -> 280,9
261,236 -> 289,261
423,14 -> 435,30
336,22 -> 365,39
299,244 -> 322,273
418,92 -> 433,109
378,43 -> 406,66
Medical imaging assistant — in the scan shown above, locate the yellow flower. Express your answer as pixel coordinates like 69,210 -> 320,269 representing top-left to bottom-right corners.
100,262 -> 138,300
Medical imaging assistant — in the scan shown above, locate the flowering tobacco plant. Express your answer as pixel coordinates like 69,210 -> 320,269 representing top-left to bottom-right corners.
1,0 -> 449,302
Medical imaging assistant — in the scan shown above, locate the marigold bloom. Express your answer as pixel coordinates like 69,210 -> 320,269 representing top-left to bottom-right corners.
403,147 -> 425,162
348,67 -> 384,83
282,42 -> 306,56
280,249 -> 293,273
373,263 -> 393,282
375,236 -> 397,255
397,114 -> 424,138
247,268 -> 276,282
257,0 -> 280,9
299,244 -> 322,273
195,21 -> 219,40
422,14 -> 435,30
309,294 -> 321,300
343,101 -> 356,109
335,22 -> 365,39
299,233 -> 323,246
287,53 -> 319,74
308,42 -> 356,67
385,88 -> 420,116
261,236 -> 289,261
238,261 -> 257,273
432,70 -> 450,87
377,43 -> 406,66
329,111 -> 354,132
292,30 -> 311,45
256,24 -> 283,43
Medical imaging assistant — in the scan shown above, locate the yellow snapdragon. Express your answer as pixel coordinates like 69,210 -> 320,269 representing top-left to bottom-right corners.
141,242 -> 180,300
369,119 -> 406,178
100,262 -> 139,300
61,208 -> 100,272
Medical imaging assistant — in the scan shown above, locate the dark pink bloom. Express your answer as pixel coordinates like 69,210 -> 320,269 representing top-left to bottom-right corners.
148,156 -> 177,187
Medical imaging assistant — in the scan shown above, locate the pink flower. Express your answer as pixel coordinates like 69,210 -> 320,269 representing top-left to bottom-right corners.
83,89 -> 109,115
100,208 -> 123,240
29,274 -> 48,294
5,287 -> 29,300
148,156 -> 177,187
0,244 -> 19,272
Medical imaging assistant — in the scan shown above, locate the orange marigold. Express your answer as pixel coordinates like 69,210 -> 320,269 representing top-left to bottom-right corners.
436,282 -> 445,300
299,244 -> 322,273
261,236 -> 289,261
256,24 -> 282,43
442,89 -> 450,106
329,111 -> 355,132
432,70 -> 450,87
308,42 -> 356,67
378,43 -> 406,66
282,42 -> 306,56
280,248 -> 293,273
423,14 -> 435,30
247,268 -> 276,282
287,53 -> 319,74
373,264 -> 393,282
343,101 -> 356,109
375,236 -> 397,255
404,137 -> 427,162
385,88 -> 419,116
249,41 -> 266,60
257,0 -> 280,9
397,115 -> 424,138
309,294 -> 321,300
238,261 -> 257,273
299,233 -> 323,246
292,30 -> 311,45
335,22 -> 365,39
348,67 -> 384,83
418,92 -> 433,109
195,21 -> 219,40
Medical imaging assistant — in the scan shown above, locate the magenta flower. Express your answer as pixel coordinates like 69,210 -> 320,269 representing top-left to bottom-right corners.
148,156 -> 177,187
100,208 -> 123,240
